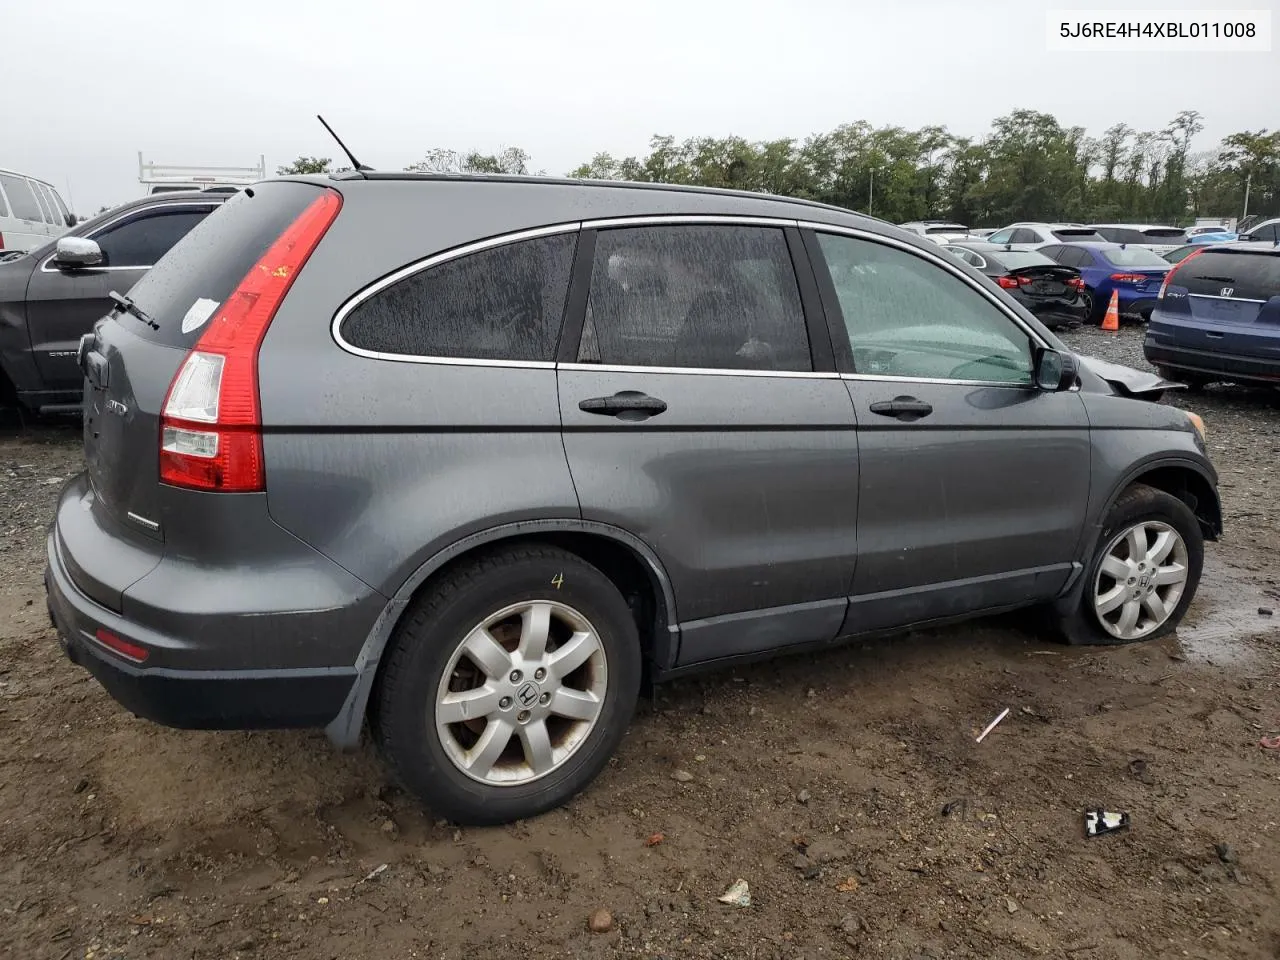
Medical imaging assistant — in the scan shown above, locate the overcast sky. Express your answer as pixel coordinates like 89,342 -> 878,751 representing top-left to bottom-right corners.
5,0 -> 1277,214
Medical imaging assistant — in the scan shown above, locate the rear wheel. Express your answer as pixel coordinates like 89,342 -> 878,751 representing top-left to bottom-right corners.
1082,289 -> 1100,324
372,544 -> 641,825
1054,484 -> 1203,646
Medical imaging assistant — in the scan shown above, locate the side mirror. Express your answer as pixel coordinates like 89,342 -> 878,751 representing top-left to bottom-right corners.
1033,347 -> 1078,391
65,213 -> 77,227
54,236 -> 103,268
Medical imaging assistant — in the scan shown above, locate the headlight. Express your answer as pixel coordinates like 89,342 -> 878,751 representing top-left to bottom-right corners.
1185,411 -> 1206,443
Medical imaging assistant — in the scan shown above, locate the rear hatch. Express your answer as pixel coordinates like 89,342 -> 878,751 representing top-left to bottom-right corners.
1152,247 -> 1280,360
79,181 -> 329,544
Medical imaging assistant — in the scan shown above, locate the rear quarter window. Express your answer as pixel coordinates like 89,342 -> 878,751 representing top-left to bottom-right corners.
124,182 -> 320,348
339,232 -> 577,362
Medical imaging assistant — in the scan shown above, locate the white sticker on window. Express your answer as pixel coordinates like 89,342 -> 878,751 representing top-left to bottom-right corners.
181,298 -> 220,334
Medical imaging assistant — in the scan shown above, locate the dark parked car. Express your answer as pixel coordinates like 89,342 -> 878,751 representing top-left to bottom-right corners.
46,174 -> 1220,824
0,192 -> 225,413
941,241 -> 1087,330
1144,241 -> 1280,388
1039,242 -> 1171,323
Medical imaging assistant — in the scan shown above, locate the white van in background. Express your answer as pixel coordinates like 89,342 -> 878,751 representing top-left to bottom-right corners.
0,168 -> 74,252
138,153 -> 265,195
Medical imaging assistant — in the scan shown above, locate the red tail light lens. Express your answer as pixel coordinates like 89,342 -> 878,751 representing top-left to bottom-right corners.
95,628 -> 149,663
1158,248 -> 1204,300
1068,276 -> 1084,290
160,189 -> 342,491
996,275 -> 1020,289
0,232 -> 5,250
1110,273 -> 1147,284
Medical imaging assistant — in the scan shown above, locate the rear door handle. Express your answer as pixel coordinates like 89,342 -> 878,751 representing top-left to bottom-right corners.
869,396 -> 933,421
579,391 -> 668,421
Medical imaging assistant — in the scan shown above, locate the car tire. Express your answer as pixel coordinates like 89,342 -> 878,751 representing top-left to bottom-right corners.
371,544 -> 641,825
1082,289 -> 1100,324
1053,483 -> 1204,646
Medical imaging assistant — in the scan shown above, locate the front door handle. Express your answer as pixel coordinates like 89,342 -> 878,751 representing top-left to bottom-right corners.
869,396 -> 933,421
579,390 -> 668,421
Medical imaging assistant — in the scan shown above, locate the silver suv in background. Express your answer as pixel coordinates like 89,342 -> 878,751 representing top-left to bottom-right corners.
47,174 -> 1220,824
986,223 -> 1106,250
1090,224 -> 1188,256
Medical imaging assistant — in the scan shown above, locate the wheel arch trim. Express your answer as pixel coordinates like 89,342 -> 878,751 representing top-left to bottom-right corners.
324,519 -> 680,748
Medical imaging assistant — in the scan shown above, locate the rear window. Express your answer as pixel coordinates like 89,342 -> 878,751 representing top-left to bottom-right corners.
1052,229 -> 1105,242
1176,250 -> 1280,300
124,182 -> 319,347
0,174 -> 43,221
994,250 -> 1055,269
1143,228 -> 1187,242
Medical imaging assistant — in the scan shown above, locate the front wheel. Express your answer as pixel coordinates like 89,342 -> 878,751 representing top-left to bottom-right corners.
1054,484 -> 1204,645
372,544 -> 641,824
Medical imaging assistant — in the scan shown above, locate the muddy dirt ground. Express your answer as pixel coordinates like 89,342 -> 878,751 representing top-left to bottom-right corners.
2,324 -> 1277,960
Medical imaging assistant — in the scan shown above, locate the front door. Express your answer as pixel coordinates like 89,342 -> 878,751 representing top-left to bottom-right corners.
558,222 -> 860,665
806,229 -> 1092,633
25,204 -> 213,392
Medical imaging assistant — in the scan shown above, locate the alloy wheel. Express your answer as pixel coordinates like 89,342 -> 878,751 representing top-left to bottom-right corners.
434,600 -> 608,786
1092,520 -> 1190,641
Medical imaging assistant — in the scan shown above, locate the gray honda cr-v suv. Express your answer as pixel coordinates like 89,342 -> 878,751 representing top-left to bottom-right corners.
46,173 -> 1220,824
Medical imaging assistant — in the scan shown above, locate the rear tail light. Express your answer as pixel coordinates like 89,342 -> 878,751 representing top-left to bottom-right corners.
160,188 -> 341,491
1068,276 -> 1084,290
1158,248 -> 1204,300
0,232 -> 5,250
996,275 -> 1020,289
95,628 -> 149,663
1110,273 -> 1147,284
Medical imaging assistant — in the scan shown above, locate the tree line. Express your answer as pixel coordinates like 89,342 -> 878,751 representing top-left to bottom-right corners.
277,109 -> 1279,227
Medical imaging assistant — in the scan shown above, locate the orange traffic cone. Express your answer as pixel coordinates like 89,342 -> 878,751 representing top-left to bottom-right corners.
1101,289 -> 1120,333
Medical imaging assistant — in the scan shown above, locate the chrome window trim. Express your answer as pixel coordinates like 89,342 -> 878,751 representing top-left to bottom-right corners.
798,220 -> 1051,351
1187,292 -> 1268,304
331,215 -> 810,369
839,372 -> 1036,389
558,362 -> 836,380
38,201 -> 217,274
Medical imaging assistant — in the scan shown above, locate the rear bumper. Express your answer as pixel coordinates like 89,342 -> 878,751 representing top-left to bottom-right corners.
46,536 -> 358,729
45,473 -> 385,731
1143,339 -> 1280,384
1116,294 -> 1158,319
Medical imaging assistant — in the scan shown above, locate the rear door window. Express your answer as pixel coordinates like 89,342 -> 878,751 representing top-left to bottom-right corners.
0,174 -> 42,221
1010,228 -> 1040,244
1175,250 -> 1280,300
1052,229 -> 1105,242
340,232 -> 577,362
31,183 -> 57,224
577,224 -> 812,372
94,209 -> 211,267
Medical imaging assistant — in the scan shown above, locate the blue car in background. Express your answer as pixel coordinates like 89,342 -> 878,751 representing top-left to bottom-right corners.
1189,231 -> 1238,245
1145,242 -> 1280,388
1038,242 -> 1171,323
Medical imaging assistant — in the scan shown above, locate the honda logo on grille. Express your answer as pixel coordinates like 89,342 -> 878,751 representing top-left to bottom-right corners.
1220,287 -> 1234,297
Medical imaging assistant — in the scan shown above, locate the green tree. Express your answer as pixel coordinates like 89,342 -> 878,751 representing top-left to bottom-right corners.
276,156 -> 332,175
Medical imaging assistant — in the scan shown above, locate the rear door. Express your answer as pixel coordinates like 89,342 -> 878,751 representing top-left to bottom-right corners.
806,228 -> 1091,632
26,202 -> 215,392
558,221 -> 859,665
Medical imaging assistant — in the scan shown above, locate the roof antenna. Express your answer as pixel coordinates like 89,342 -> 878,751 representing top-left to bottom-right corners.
317,115 -> 372,176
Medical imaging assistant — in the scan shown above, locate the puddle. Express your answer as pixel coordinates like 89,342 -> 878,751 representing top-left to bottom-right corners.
1173,557 -> 1277,667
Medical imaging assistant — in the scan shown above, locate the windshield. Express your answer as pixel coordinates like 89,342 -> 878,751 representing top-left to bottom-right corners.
1101,246 -> 1172,267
